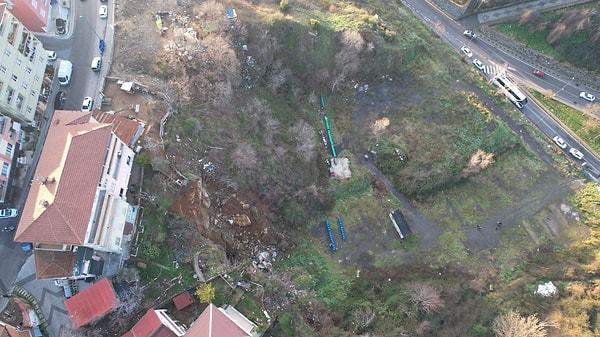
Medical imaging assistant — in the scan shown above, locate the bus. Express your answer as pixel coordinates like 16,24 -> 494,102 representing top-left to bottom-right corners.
492,74 -> 528,108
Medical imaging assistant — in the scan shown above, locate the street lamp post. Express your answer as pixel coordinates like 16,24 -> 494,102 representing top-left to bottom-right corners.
79,16 -> 106,55
78,16 -> 103,40
554,77 -> 575,98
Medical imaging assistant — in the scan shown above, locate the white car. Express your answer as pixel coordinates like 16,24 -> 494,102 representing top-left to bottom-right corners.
472,59 -> 484,71
552,136 -> 567,149
460,46 -> 473,58
579,92 -> 596,102
0,208 -> 18,219
81,96 -> 94,112
99,5 -> 108,19
569,147 -> 584,160
46,50 -> 57,61
91,57 -> 102,72
463,30 -> 476,39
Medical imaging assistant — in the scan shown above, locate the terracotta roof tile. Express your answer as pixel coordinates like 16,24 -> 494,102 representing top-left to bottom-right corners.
121,309 -> 179,337
92,110 -> 144,146
185,304 -> 250,337
15,111 -> 112,245
64,278 -> 119,328
34,250 -> 77,279
173,291 -> 193,311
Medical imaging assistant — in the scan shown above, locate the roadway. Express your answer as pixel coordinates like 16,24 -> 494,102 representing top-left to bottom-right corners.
36,0 -> 108,111
402,0 -> 600,173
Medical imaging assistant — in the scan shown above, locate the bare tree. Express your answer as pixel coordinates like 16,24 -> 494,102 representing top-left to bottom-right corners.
404,282 -> 444,315
351,306 -> 376,332
232,142 -> 259,172
518,9 -> 539,27
290,119 -> 316,162
492,311 -> 550,337
331,30 -> 365,92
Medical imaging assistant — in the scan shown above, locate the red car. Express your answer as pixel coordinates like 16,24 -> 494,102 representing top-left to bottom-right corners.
533,69 -> 545,78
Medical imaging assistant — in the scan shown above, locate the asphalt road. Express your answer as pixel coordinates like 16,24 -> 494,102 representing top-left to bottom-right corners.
36,0 -> 107,111
402,0 -> 600,173
0,216 -> 27,296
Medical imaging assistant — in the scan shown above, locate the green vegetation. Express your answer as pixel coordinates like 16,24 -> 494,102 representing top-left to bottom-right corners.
279,242 -> 350,307
493,2 -> 600,73
129,0 -> 600,336
530,89 -> 600,154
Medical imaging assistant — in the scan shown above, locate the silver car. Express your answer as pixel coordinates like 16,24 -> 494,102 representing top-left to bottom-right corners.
0,208 -> 18,219
569,147 -> 584,160
579,92 -> 596,102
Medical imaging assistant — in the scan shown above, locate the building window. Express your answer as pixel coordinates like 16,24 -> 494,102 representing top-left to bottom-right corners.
16,59 -> 21,66
26,107 -> 32,114
11,75 -> 17,82
126,156 -> 131,165
6,143 -> 13,157
0,66 -> 6,73
34,76 -> 40,82
26,67 -> 32,74
4,50 -> 10,57
1,162 -> 9,177
22,83 -> 28,90
5,87 -> 14,104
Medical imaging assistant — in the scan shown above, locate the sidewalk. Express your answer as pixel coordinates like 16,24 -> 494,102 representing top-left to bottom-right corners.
477,0 -> 591,24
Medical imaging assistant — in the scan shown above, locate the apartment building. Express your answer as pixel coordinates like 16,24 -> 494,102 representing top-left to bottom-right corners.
0,3 -> 48,122
14,111 -> 142,279
0,114 -> 21,202
1,0 -> 50,33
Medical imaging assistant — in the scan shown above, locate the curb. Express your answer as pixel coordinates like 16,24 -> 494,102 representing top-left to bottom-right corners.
10,285 -> 50,336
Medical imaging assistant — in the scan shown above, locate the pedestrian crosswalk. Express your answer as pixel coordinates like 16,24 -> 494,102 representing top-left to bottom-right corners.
481,65 -> 505,76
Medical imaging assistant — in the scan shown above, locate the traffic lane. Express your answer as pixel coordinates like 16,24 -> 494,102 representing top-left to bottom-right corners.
0,218 -> 28,295
521,102 -> 600,169
465,29 -> 597,104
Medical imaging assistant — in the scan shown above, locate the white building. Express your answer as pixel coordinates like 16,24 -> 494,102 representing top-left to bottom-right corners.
0,3 -> 48,122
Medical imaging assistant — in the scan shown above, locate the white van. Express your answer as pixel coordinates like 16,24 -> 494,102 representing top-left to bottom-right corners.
57,60 -> 73,85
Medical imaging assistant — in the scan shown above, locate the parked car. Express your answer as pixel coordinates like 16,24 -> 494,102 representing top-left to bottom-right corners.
91,57 -> 102,72
21,242 -> 32,252
460,46 -> 473,58
0,208 -> 18,219
569,147 -> 584,160
472,59 -> 484,71
81,96 -> 94,112
532,69 -> 545,78
99,5 -> 108,18
463,30 -> 476,39
54,91 -> 66,109
56,18 -> 66,34
579,92 -> 596,102
552,136 -> 567,149
46,50 -> 57,62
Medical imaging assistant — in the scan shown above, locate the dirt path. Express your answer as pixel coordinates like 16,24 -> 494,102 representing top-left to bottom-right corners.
345,78 -> 573,256
361,160 -> 443,251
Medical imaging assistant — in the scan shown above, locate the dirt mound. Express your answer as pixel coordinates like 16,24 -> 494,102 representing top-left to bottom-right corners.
168,176 -> 284,265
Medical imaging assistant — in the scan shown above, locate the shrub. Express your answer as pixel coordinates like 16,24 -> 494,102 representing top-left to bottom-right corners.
280,0 -> 290,12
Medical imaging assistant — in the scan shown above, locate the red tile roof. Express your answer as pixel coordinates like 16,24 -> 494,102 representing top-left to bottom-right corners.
173,291 -> 193,311
92,110 -> 144,146
121,309 -> 180,337
15,111 -> 112,245
64,278 -> 119,328
34,250 -> 77,279
185,304 -> 250,337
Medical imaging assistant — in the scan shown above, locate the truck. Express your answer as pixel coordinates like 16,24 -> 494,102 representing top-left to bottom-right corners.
57,60 -> 73,85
